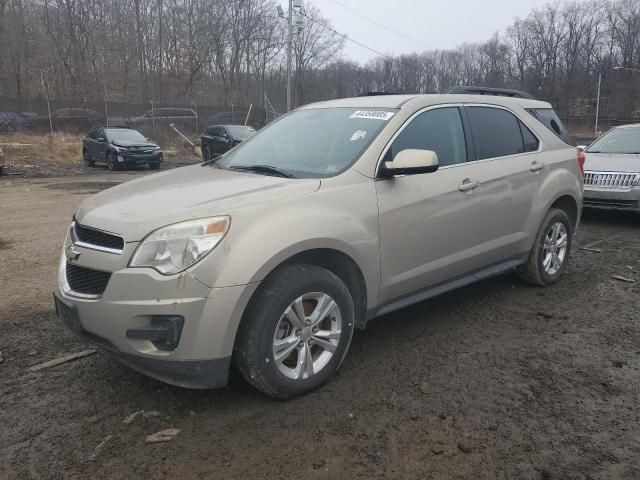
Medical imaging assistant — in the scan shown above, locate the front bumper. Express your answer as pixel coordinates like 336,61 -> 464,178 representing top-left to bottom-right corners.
55,290 -> 230,388
55,253 -> 259,389
117,152 -> 163,166
583,186 -> 640,211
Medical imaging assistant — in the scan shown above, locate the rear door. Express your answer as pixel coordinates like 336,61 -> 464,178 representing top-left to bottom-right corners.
462,104 -> 544,263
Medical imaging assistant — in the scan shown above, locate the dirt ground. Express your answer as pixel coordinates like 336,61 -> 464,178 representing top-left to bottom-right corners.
1,166 -> 639,480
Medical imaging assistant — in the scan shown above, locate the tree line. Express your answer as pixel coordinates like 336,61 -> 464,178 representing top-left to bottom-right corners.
0,0 -> 639,120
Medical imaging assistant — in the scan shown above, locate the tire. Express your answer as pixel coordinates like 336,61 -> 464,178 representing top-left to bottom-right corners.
202,146 -> 210,163
234,264 -> 355,399
517,208 -> 573,286
83,149 -> 94,167
107,152 -> 119,171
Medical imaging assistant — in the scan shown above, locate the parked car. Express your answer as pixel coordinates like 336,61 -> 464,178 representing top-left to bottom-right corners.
83,127 -> 163,171
55,89 -> 583,398
200,124 -> 256,161
128,107 -> 196,125
22,108 -> 105,133
581,124 -> 640,212
0,111 -> 38,132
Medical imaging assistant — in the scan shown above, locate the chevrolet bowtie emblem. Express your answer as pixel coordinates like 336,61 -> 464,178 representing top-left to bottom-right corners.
66,244 -> 81,261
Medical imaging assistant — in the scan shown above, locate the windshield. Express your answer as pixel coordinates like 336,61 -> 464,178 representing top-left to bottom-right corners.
217,107 -> 397,178
587,127 -> 640,154
107,129 -> 148,143
227,126 -> 255,139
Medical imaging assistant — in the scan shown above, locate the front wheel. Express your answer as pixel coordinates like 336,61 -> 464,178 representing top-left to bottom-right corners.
107,152 -> 119,171
202,146 -> 211,163
83,149 -> 94,167
234,264 -> 355,399
517,208 -> 573,286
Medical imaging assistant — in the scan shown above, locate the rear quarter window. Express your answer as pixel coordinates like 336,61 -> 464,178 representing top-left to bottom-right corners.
527,108 -> 573,145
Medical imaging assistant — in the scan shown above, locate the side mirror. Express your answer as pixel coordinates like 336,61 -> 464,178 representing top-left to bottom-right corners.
576,145 -> 587,152
97,137 -> 107,143
383,149 -> 439,176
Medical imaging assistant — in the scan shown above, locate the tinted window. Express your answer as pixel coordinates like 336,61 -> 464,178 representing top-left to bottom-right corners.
520,121 -> 539,152
527,108 -> 572,145
386,107 -> 466,167
227,126 -> 255,139
467,107 -> 524,160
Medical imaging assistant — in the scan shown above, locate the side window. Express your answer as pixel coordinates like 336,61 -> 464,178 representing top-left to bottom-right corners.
88,129 -> 97,139
386,107 -> 467,167
205,127 -> 215,136
520,121 -> 539,152
466,107 -> 524,160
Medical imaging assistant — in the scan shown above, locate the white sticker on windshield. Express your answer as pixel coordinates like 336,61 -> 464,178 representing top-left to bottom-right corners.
350,129 -> 368,141
350,110 -> 395,121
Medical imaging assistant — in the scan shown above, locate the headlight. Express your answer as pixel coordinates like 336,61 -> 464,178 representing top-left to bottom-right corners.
129,217 -> 230,274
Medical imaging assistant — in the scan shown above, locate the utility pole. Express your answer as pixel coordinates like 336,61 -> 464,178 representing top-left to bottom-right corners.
595,72 -> 601,134
287,0 -> 293,112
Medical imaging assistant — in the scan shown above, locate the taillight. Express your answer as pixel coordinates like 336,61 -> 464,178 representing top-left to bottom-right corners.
577,149 -> 585,174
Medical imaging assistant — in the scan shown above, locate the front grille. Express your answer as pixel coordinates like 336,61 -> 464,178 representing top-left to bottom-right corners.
584,171 -> 639,188
73,223 -> 124,251
65,263 -> 112,296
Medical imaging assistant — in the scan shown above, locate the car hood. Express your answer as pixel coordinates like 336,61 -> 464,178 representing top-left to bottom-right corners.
584,152 -> 640,173
76,165 -> 321,241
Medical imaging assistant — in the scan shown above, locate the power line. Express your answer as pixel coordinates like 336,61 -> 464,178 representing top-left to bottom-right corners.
301,10 -> 394,60
328,0 -> 430,49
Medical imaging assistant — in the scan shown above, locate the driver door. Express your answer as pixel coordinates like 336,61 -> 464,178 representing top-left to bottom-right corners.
376,106 -> 494,303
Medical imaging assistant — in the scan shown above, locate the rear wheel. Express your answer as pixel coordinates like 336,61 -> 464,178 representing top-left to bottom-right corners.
517,208 -> 573,286
83,149 -> 94,167
234,264 -> 355,399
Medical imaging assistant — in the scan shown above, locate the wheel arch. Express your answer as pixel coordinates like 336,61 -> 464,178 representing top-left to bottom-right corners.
549,194 -> 579,230
244,247 -> 369,331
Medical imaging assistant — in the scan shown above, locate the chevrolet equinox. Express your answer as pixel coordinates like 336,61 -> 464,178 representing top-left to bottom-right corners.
54,92 -> 584,398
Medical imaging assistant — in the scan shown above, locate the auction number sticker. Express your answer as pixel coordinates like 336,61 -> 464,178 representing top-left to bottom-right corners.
350,110 -> 395,121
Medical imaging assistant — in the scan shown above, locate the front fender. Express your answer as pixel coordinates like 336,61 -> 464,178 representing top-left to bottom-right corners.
192,175 -> 381,309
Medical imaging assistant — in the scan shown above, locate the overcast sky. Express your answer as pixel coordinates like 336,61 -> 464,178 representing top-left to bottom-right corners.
289,0 -> 554,64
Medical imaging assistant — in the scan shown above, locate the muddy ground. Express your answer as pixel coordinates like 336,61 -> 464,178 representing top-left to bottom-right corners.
1,166 -> 639,480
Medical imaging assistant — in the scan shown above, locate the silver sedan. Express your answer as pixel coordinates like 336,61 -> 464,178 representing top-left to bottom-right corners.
582,124 -> 640,212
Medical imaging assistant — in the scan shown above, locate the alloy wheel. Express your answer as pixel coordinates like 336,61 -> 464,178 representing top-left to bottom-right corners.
542,221 -> 568,275
272,292 -> 342,380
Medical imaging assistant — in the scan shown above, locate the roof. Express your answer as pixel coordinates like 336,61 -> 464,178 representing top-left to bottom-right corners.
300,94 -> 552,111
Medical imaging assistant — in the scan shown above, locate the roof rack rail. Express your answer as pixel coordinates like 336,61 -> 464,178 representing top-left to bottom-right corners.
446,85 -> 535,100
356,91 -> 404,97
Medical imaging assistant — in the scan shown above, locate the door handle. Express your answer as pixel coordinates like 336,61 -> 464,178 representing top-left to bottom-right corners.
530,161 -> 545,173
458,179 -> 480,192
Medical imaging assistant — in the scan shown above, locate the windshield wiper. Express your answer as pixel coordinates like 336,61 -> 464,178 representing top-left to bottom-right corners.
229,165 -> 294,178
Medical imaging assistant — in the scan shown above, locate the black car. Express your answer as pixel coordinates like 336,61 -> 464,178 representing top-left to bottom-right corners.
83,127 -> 163,171
200,125 -> 255,161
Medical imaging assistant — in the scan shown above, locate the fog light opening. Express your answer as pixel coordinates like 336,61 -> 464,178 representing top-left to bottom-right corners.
126,316 -> 184,351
